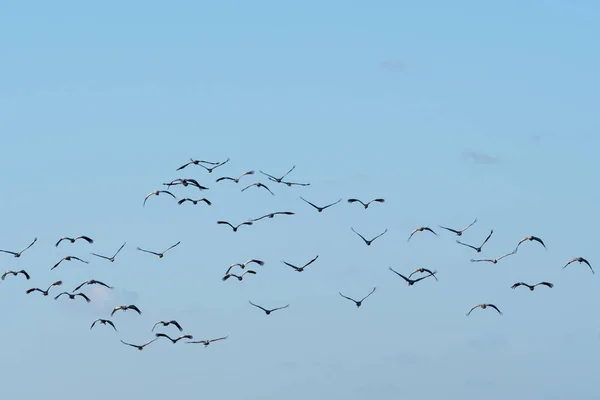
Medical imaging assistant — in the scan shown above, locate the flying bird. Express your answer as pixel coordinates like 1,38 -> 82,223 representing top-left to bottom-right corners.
408,268 -> 439,281
514,235 -> 546,252
186,336 -> 229,347
90,242 -> 126,262
143,190 -> 176,207
347,198 -> 385,209
225,259 -> 265,274
563,257 -> 594,274
251,211 -> 295,222
466,304 -> 502,316
511,282 -> 554,291
152,320 -> 183,332
216,170 -> 255,183
439,218 -> 477,236
457,230 -> 494,253
299,197 -> 341,212
163,178 -> 208,190
217,220 -> 253,232
111,305 -> 142,316
176,158 -> 222,171
470,250 -> 516,264
389,267 -> 437,286
407,227 -> 437,242
259,165 -> 296,183
351,227 -> 388,246
177,198 -> 212,206
90,319 -> 117,331
338,287 -> 376,308
281,180 -> 310,187
52,255 -> 89,270
241,182 -> 275,195
222,270 -> 257,281
73,279 -> 113,292
55,236 -> 94,247
282,255 -> 319,272
54,292 -> 91,303
196,158 -> 230,173
0,237 -> 37,258
120,338 -> 159,351
25,280 -> 62,296
155,333 -> 194,343
1,269 -> 30,280
137,241 -> 181,258
249,301 -> 290,315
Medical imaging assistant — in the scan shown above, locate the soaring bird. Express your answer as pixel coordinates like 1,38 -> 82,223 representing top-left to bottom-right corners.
563,257 -> 594,274
111,305 -> 142,316
120,338 -> 159,351
339,287 -> 376,308
389,267 -> 437,286
282,255 -> 319,272
514,235 -> 546,252
259,165 -> 296,183
55,236 -> 94,247
152,320 -> 183,332
54,292 -> 91,303
241,182 -> 274,195
466,304 -> 502,316
176,158 -> 222,171
249,301 -> 290,315
0,237 -> 37,258
72,279 -> 113,292
196,158 -> 230,173
26,280 -> 62,296
52,256 -> 89,270
155,333 -> 194,343
351,227 -> 388,246
90,319 -> 117,331
299,197 -> 341,212
457,230 -> 494,253
222,270 -> 257,281
511,282 -> 554,291
439,218 -> 477,236
470,250 -> 516,264
178,198 -> 212,206
251,211 -> 295,222
225,259 -> 265,274
216,170 -> 255,183
347,198 -> 385,209
143,190 -> 176,207
163,178 -> 208,190
186,336 -> 229,347
137,241 -> 181,258
217,220 -> 253,232
407,227 -> 437,242
1,269 -> 30,280
408,268 -> 439,281
281,180 -> 310,187
90,242 -> 126,263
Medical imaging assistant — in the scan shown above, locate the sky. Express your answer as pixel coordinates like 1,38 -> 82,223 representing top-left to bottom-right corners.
1,1 -> 600,399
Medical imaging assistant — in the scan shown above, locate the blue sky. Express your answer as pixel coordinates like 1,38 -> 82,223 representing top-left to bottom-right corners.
1,1 -> 600,399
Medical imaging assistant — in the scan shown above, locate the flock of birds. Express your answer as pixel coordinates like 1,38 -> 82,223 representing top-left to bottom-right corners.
1,157 -> 594,351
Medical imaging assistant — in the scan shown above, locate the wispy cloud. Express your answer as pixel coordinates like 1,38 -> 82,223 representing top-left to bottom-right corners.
380,59 -> 405,73
462,149 -> 501,165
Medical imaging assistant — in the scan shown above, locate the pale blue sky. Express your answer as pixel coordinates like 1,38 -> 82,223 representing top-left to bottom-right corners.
1,1 -> 600,399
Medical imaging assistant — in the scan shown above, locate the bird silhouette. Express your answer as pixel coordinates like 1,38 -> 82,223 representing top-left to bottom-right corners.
339,287 -> 376,308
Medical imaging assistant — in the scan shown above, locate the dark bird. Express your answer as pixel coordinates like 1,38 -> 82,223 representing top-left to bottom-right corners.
281,180 -> 310,187
111,305 -> 142,316
408,268 -> 439,281
177,198 -> 212,206
251,211 -> 295,222
137,241 -> 181,258
514,235 -> 546,252
55,236 -> 94,247
282,255 -> 319,272
120,338 -> 159,351
25,280 -> 62,296
176,158 -> 222,171
225,259 -> 265,274
259,165 -> 296,183
466,304 -> 502,316
90,242 -> 126,263
249,301 -> 290,315
1,269 -> 30,280
196,158 -> 230,173
90,319 -> 117,331
407,227 -> 438,242
339,287 -> 376,308
563,257 -> 594,274
241,182 -> 274,195
155,333 -> 194,343
347,198 -> 385,209
0,237 -> 37,258
163,178 -> 208,190
152,320 -> 183,332
52,256 -> 89,270
300,196 -> 341,212
217,220 -> 253,232
54,292 -> 91,303
216,170 -> 255,183
351,227 -> 388,246
439,218 -> 477,236
187,336 -> 229,347
511,282 -> 554,291
222,270 -> 257,281
143,190 -> 176,207
73,279 -> 113,292
457,230 -> 494,253
389,266 -> 437,286
470,250 -> 516,264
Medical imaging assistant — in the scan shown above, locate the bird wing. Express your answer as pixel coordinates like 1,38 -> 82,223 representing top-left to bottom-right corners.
0,249 -> 18,256
91,252 -> 110,260
51,259 -> 64,270
170,320 -> 183,331
216,176 -> 234,182
359,287 -> 377,302
303,255 -> 319,268
137,247 -> 160,256
249,301 -> 268,312
54,292 -> 68,300
222,274 -> 232,281
112,242 -> 127,258
413,271 -> 436,283
371,229 -> 388,242
388,267 -> 409,282
0,271 -> 9,280
466,305 -> 479,316
271,304 -> 290,312
76,236 -> 94,244
77,293 -> 91,302
487,304 -> 502,314
111,306 -> 122,315
155,333 -> 174,341
217,221 -> 234,229
480,230 -> 494,247
72,281 -> 87,292
439,225 -> 460,234
55,237 -> 68,247
351,227 -> 368,243
21,238 -> 37,253
497,250 -> 516,261
347,199 -> 364,206
460,218 -> 477,232
177,198 -> 189,205
71,256 -> 89,263
323,199 -> 342,209
163,241 -> 181,253
282,261 -> 300,270
129,305 -> 142,314
511,282 -> 524,289
261,184 -> 275,195
241,183 -> 254,191
339,292 -> 357,303
176,161 -> 193,170
372,198 -> 385,203
90,320 -> 99,329
94,280 -> 113,289
151,321 -> 162,331
107,320 -> 117,330
299,196 -> 320,209
160,190 -> 176,199
535,282 -> 554,288
259,170 -> 278,180
120,340 -> 137,348
532,236 -> 546,248
456,240 -> 478,250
